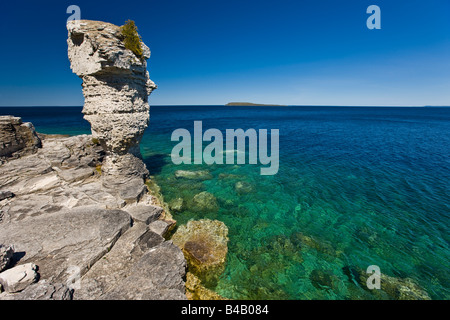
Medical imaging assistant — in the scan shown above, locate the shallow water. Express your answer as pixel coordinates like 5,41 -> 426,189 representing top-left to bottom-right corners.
2,106 -> 449,299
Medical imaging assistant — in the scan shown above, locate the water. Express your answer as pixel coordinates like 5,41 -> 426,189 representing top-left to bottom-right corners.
2,106 -> 449,299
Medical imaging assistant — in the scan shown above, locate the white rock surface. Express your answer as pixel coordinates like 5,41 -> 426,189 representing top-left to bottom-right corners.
0,263 -> 38,293
0,134 -> 185,300
67,20 -> 157,181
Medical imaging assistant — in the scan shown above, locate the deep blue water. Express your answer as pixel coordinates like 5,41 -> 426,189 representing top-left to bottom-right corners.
1,106 -> 449,299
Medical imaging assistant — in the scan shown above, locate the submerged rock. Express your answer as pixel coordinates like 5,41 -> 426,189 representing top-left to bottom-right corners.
175,170 -> 213,181
291,232 -> 341,259
381,274 -> 431,300
344,265 -> 431,300
218,173 -> 243,180
169,197 -> 185,212
172,219 -> 228,287
234,181 -> 254,194
309,269 -> 336,290
185,272 -> 228,300
191,192 -> 219,213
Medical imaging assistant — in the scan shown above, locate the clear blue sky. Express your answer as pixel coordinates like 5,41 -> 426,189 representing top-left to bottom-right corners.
0,0 -> 449,106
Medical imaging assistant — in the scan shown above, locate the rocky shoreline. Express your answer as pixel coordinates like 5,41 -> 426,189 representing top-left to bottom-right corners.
0,128 -> 185,299
0,19 -> 230,300
0,119 -> 231,300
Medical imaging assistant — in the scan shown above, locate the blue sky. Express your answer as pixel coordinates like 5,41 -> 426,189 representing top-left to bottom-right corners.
0,0 -> 449,106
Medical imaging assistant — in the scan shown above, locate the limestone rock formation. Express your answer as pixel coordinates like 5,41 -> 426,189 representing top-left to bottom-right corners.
172,219 -> 228,287
0,133 -> 186,300
74,223 -> 185,300
99,241 -> 187,300
0,205 -> 132,282
67,20 -> 157,184
0,20 -> 189,300
0,116 -> 41,164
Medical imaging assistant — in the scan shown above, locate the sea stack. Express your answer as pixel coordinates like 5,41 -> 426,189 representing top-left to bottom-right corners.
67,20 -> 156,189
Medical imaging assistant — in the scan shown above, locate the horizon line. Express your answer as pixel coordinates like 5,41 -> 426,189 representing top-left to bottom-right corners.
1,105 -> 450,108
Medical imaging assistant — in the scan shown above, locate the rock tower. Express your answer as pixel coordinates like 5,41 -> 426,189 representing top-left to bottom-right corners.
67,20 -> 156,188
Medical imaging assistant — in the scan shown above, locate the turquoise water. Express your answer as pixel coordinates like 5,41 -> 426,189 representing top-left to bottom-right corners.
2,106 -> 449,299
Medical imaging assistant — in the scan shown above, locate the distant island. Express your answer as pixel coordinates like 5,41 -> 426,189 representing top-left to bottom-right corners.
226,102 -> 287,107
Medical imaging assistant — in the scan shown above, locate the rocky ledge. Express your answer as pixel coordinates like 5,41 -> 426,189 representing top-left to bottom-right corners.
0,129 -> 184,299
0,116 -> 41,165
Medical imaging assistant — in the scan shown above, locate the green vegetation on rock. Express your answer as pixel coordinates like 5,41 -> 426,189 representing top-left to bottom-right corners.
121,20 -> 143,58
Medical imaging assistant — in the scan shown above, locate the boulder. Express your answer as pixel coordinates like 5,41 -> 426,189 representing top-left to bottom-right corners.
0,263 -> 38,293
